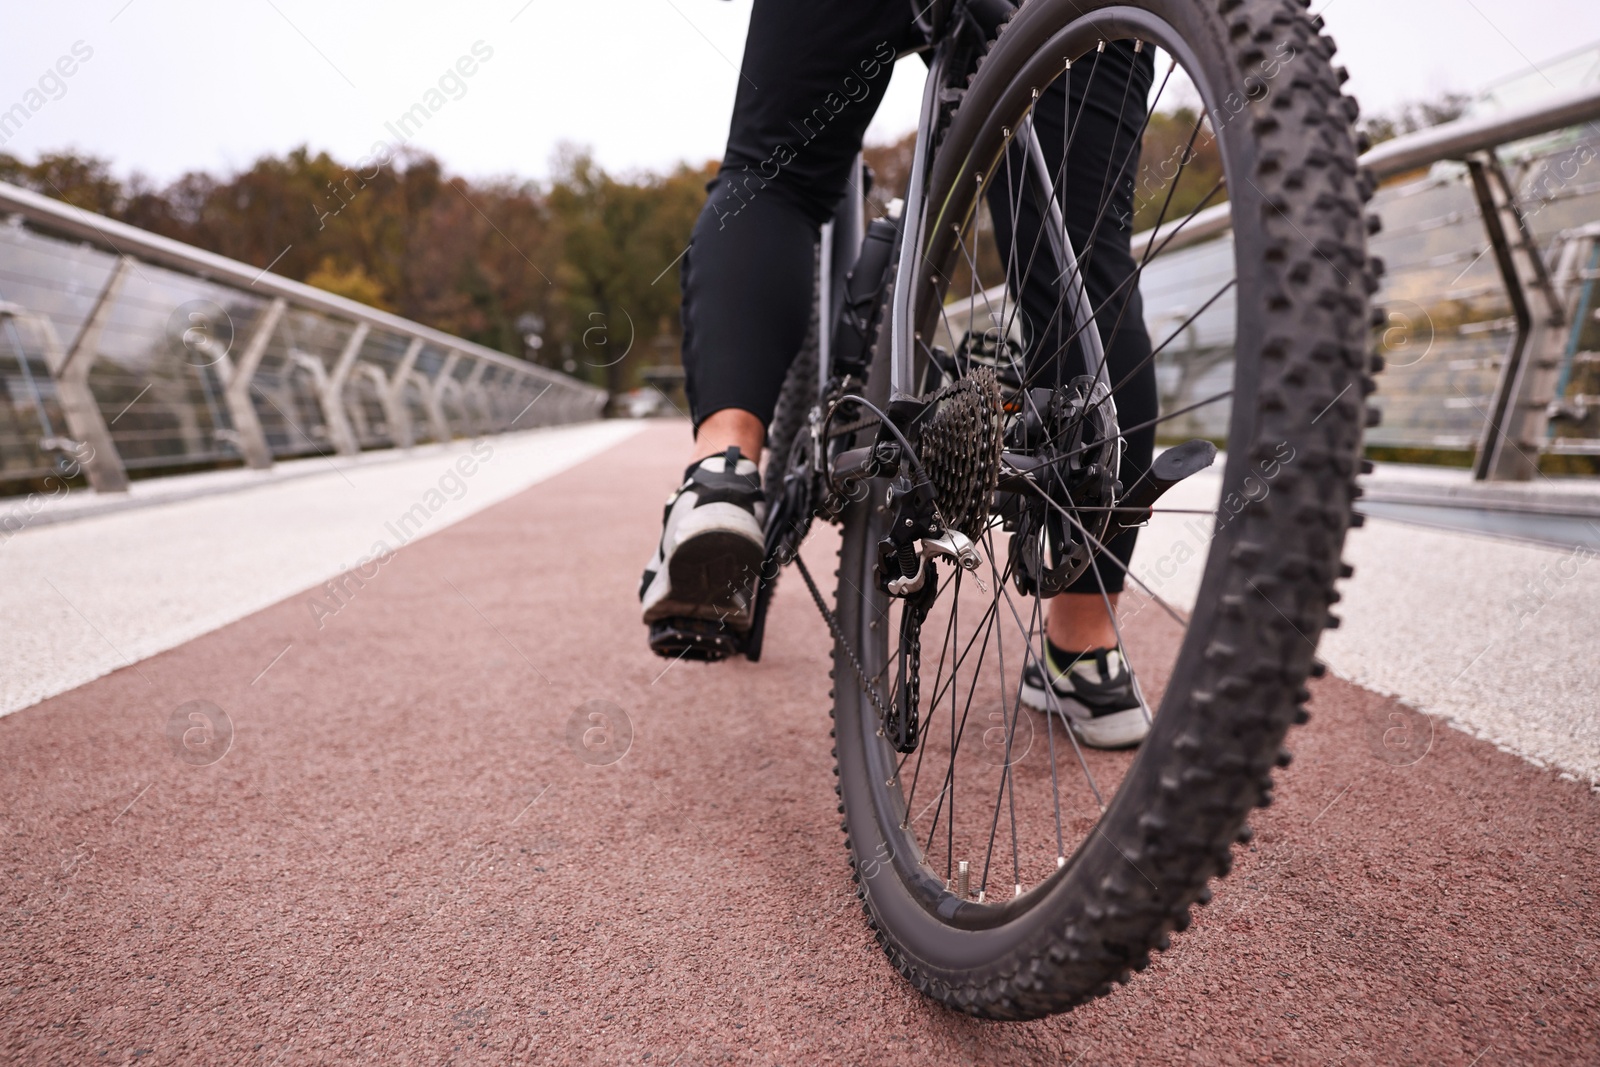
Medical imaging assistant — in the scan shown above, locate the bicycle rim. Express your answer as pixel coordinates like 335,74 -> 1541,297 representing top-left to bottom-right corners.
829,0 -> 1381,1018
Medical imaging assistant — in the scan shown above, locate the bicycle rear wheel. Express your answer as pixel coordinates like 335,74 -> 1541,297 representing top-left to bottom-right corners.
830,0 -> 1380,1018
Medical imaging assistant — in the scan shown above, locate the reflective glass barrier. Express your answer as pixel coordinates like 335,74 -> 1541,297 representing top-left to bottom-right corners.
0,199 -> 607,494
1366,131 -> 1600,455
937,92 -> 1600,475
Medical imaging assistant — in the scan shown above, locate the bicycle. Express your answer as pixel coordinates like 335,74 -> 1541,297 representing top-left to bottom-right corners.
742,0 -> 1380,1019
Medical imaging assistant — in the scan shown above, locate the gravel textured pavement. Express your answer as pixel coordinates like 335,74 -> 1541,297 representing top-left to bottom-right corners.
2,423 -> 1596,1065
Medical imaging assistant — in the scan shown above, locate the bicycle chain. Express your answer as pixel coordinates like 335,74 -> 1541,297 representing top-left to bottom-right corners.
793,553 -> 893,725
796,369 -> 1003,754
892,600 -> 926,753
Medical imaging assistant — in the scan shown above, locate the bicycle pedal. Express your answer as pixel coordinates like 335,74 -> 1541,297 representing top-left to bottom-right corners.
647,617 -> 743,663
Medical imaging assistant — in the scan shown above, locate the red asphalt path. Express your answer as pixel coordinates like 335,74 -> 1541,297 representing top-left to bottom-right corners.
2,423 -> 1596,1065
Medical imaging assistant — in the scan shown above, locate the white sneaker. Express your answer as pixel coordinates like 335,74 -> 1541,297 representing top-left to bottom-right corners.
640,447 -> 766,658
1020,646 -> 1150,749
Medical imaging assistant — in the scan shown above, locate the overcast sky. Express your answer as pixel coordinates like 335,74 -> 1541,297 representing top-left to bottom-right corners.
3,0 -> 1598,185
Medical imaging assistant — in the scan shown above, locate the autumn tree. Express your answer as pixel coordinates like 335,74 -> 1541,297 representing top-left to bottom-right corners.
544,147 -> 710,397
1,143 -> 710,402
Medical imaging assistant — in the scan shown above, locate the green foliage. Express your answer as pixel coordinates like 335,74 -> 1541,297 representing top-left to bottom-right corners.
545,146 -> 712,395
304,257 -> 394,311
0,151 -> 124,215
1132,108 -> 1226,234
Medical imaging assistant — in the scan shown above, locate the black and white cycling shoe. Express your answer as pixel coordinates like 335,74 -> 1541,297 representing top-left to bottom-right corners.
640,446 -> 766,661
1020,646 -> 1150,750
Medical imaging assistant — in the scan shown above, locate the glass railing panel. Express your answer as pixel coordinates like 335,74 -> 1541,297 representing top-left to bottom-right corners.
1139,234 -> 1237,441
0,223 -> 118,345
0,189 -> 606,493
413,344 -> 449,383
86,265 -> 268,469
0,311 -> 67,483
1133,124 -> 1600,458
249,308 -> 336,459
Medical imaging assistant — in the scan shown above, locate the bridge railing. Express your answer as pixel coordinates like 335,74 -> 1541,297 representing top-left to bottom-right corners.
0,182 -> 607,494
943,86 -> 1600,480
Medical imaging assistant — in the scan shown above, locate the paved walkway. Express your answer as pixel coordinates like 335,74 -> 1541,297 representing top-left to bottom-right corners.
1134,462 -> 1600,788
2,422 -> 1596,1064
0,422 -> 643,715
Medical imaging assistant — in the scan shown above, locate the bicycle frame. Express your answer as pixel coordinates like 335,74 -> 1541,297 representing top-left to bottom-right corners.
817,169 -> 865,401
822,0 -> 1106,403
887,43 -> 949,401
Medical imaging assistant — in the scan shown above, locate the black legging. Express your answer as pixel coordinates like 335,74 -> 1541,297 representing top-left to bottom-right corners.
680,0 -> 1156,594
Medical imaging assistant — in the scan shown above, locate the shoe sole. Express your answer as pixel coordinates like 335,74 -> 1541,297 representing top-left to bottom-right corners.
647,617 -> 742,662
644,529 -> 765,627
1020,677 -> 1150,750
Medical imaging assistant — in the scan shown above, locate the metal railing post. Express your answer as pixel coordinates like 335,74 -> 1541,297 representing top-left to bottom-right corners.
224,297 -> 285,469
385,338 -> 423,448
46,257 -> 133,492
408,370 -> 444,442
1467,154 -> 1570,481
430,351 -> 461,439
461,360 -> 491,433
320,322 -> 369,456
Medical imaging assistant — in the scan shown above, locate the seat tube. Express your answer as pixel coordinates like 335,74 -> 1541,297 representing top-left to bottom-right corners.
820,152 -> 867,393
890,47 -> 949,399
819,220 -> 834,388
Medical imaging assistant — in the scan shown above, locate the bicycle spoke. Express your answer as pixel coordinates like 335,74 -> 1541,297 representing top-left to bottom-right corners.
1001,49 -> 1177,386
1086,108 -> 1211,369
917,537 -> 1028,874
986,531 -> 1107,812
995,549 -> 1030,899
1030,489 -> 1196,630
1028,387 -> 1234,478
823,0 -> 1370,1012
1067,506 -> 1218,516
919,562 -> 1005,865
992,51 -> 1103,353
1064,45 -> 1170,304
1031,590 -> 1068,867
1014,172 -> 1228,398
1076,520 -> 1157,728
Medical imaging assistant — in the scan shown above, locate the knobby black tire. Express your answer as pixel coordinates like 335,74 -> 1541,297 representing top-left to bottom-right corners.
829,0 -> 1380,1019
763,319 -> 818,498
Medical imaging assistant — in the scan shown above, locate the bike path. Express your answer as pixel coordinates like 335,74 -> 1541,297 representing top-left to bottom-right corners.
2,422 -> 1595,1065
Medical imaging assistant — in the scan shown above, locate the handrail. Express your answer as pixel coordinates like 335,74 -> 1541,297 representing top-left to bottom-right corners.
935,80 -> 1600,483
1361,84 -> 1600,180
0,180 -> 600,398
1132,84 -> 1600,259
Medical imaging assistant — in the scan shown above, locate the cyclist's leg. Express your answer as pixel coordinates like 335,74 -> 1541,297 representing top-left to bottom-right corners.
679,0 -> 916,462
1045,43 -> 1159,616
644,0 -> 915,648
986,42 -> 1157,700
